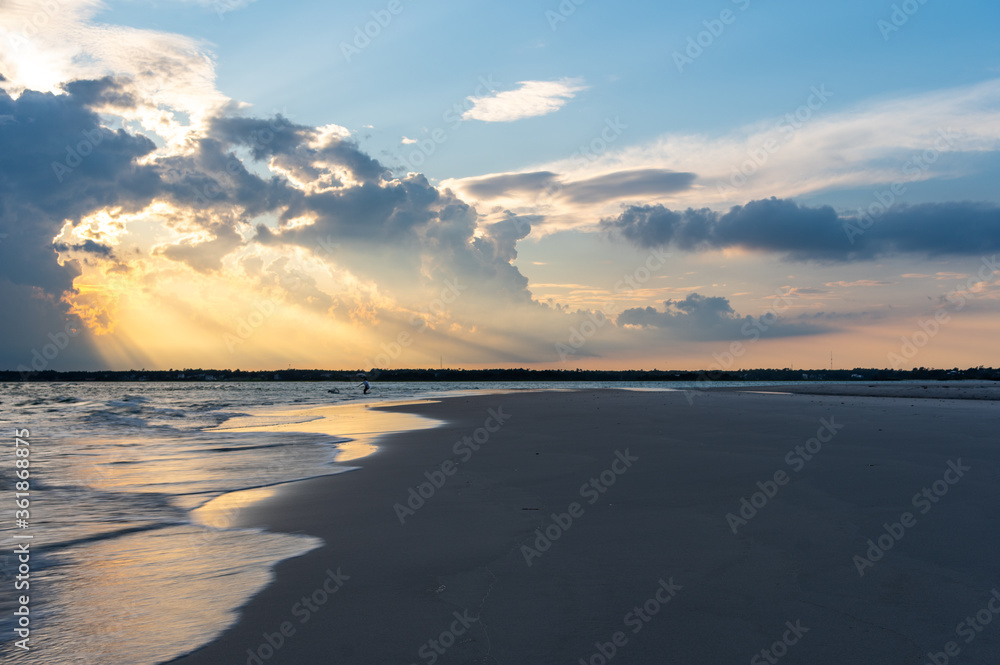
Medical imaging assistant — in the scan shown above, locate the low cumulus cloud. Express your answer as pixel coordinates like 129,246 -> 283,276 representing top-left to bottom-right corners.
0,79 -> 161,369
0,72 -> 563,368
602,197 -> 1000,261
618,293 -> 829,341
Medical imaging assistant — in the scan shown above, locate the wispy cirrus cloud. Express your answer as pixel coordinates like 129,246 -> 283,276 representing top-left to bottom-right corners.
459,168 -> 696,205
0,0 -> 230,142
826,280 -> 896,288
445,79 -> 1000,233
461,78 -> 586,122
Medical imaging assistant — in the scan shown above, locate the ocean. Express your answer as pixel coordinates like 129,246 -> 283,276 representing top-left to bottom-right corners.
0,379 -> 806,664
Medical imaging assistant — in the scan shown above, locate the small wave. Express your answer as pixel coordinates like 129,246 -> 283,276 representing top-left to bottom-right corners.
39,522 -> 176,552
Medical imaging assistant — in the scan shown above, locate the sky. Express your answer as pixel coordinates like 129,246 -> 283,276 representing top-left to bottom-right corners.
1,0 -> 999,372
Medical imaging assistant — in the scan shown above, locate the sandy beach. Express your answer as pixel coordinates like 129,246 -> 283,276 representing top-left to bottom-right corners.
170,386 -> 1000,665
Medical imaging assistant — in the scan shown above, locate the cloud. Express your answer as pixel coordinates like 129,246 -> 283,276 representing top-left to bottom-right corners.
0,0 -> 230,137
458,168 -> 696,206
444,78 -> 1000,233
826,280 -> 896,288
0,73 -> 577,368
602,197 -> 1000,261
785,287 -> 830,296
617,292 -> 828,341
54,240 -> 115,257
155,223 -> 243,273
0,78 -> 166,369
560,169 -> 696,204
461,78 -> 586,122
0,82 -> 158,295
461,171 -> 559,199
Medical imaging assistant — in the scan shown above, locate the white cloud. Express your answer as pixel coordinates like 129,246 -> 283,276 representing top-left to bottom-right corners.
826,280 -> 896,288
0,0 -> 230,143
401,136 -> 418,144
443,79 -> 1000,234
461,78 -> 586,122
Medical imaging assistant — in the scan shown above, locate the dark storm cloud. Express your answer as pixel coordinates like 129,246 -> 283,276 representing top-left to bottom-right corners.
53,240 -> 115,257
199,116 -> 534,298
156,136 -> 294,217
1,76 -> 545,369
207,115 -> 314,161
0,79 -> 168,370
266,173 -> 440,247
602,197 -> 1000,261
617,292 -> 828,341
61,76 -> 138,110
261,173 -> 536,299
209,116 -> 387,183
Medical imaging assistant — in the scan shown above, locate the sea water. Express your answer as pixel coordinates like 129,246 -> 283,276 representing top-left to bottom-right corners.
0,379 -> 798,664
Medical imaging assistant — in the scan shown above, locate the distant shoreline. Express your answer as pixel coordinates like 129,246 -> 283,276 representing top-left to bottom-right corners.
2,367 -> 998,383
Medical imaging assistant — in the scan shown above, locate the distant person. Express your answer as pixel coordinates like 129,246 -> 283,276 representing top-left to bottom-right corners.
358,378 -> 370,395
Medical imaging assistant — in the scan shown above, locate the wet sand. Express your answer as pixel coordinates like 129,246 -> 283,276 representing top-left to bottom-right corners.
170,387 -> 1000,665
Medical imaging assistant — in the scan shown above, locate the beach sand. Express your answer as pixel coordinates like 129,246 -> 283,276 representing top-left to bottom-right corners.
170,386 -> 1000,664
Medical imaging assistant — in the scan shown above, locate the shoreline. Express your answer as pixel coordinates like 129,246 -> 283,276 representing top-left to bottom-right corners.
169,387 -> 1000,664
706,381 -> 1000,401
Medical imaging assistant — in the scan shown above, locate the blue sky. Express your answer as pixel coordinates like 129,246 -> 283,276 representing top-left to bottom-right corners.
1,0 -> 998,371
93,0 -> 1000,181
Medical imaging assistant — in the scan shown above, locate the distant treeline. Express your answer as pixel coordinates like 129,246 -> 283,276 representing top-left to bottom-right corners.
2,367 -> 998,382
